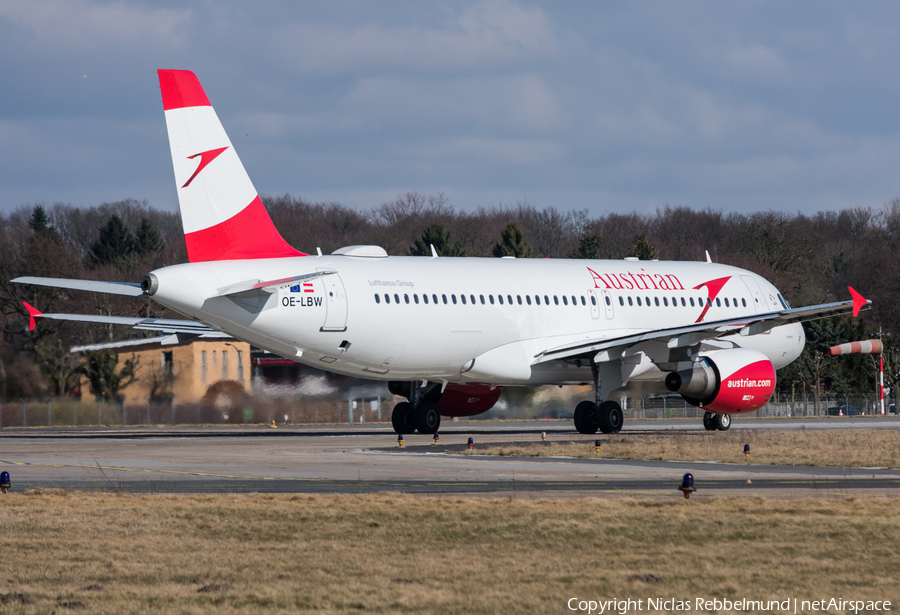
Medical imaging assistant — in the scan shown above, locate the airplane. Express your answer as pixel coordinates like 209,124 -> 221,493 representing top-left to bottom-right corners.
13,69 -> 870,435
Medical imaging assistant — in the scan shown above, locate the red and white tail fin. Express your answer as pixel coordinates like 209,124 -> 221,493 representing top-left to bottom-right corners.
158,69 -> 306,262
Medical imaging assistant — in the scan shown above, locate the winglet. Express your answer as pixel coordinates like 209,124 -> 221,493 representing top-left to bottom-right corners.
23,302 -> 43,331
848,286 -> 867,318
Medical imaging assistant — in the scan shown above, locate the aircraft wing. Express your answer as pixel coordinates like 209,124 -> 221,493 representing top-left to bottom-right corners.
532,287 -> 869,365
22,302 -> 219,337
11,276 -> 144,296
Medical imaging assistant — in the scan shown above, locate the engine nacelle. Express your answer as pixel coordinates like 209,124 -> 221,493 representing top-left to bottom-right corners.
435,383 -> 503,417
665,348 -> 775,414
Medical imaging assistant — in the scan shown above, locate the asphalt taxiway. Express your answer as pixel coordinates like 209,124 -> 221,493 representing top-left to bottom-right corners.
1,417 -> 898,497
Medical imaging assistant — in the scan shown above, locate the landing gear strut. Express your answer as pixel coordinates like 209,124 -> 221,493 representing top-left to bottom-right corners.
702,411 -> 731,431
391,382 -> 442,435
574,362 -> 623,434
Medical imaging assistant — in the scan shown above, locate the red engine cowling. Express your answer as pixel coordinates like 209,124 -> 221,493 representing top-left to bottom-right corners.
436,383 -> 503,417
664,348 -> 775,414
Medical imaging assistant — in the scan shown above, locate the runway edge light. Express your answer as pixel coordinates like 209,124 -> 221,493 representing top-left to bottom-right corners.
595,439 -> 601,452
678,473 -> 695,499
467,437 -> 474,450
433,432 -> 439,445
397,434 -> 404,448
744,444 -> 750,457
0,471 -> 9,493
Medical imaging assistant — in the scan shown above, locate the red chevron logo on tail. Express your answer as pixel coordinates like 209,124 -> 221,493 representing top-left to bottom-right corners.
182,146 -> 228,188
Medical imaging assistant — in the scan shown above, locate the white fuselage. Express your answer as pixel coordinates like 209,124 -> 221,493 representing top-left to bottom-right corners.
146,254 -> 805,393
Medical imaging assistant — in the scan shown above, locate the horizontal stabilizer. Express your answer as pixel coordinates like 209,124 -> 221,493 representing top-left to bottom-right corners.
12,277 -> 143,297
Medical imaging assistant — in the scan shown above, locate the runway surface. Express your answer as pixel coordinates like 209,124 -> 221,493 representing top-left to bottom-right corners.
1,417 -> 898,497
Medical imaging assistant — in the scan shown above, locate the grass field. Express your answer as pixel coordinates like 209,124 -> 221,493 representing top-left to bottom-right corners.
0,492 -> 898,613
460,429 -> 900,468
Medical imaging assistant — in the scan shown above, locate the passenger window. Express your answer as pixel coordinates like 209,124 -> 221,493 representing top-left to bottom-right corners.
375,294 -> 381,304
580,296 -> 586,306
605,296 -> 610,306
423,294 -> 429,304
572,296 -> 578,306
562,296 -> 568,305
498,295 -> 504,305
517,295 -> 523,305
618,297 -> 624,306
442,294 -> 447,304
724,298 -> 729,307
394,294 -> 400,304
628,296 -> 633,306
488,295 -> 494,304
385,294 -> 391,304
706,297 -> 712,306
681,297 -> 686,307
526,296 -> 532,305
535,296 -> 541,305
404,294 -> 410,304
452,294 -> 457,304
654,297 -> 659,306
715,298 -> 720,307
636,297 -> 642,306
689,297 -> 694,307
508,295 -> 513,305
544,295 -> 549,305
414,294 -> 419,304
480,295 -> 486,305
591,295 -> 597,306
663,297 -> 668,307
470,294 -> 476,304
461,294 -> 466,305
742,298 -> 747,307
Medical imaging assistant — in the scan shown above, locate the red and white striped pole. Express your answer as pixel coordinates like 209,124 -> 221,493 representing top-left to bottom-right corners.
827,339 -> 884,415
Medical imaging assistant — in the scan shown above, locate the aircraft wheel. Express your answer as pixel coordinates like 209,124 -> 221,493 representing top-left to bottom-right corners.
574,400 -> 599,434
415,402 -> 441,434
715,413 -> 732,431
391,401 -> 416,434
599,400 -> 623,434
702,411 -> 715,431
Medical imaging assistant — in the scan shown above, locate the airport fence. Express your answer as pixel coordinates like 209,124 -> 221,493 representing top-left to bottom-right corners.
0,394 -> 396,429
628,394 -> 894,419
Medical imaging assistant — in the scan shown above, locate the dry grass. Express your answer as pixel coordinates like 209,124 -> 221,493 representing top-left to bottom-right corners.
461,429 -> 900,468
1,492 -> 899,613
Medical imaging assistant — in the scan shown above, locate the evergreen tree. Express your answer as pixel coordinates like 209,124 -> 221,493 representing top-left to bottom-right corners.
133,217 -> 164,259
90,215 -> 135,268
625,231 -> 658,260
29,205 -> 51,233
410,222 -> 465,257
492,222 -> 532,258
569,224 -> 601,259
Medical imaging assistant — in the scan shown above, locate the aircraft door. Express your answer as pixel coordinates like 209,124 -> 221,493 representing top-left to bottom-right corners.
587,290 -> 601,319
741,275 -> 765,314
319,270 -> 348,331
600,289 -> 614,319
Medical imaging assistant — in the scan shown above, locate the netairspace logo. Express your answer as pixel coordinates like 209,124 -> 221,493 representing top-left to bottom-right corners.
566,597 -> 892,614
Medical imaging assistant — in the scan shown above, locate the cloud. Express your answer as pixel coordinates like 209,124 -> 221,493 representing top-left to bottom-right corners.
0,0 -> 190,51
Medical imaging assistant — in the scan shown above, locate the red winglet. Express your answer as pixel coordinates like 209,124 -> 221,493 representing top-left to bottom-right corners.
22,302 -> 43,331
848,286 -> 867,318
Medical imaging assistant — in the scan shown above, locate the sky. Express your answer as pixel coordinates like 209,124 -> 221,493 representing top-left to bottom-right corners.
2,0 -> 900,218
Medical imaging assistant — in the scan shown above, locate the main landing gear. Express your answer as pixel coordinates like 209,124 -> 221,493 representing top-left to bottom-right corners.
702,411 -> 731,431
573,361 -> 624,435
390,381 -> 441,435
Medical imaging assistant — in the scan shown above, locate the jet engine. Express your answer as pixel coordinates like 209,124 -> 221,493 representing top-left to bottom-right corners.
665,348 -> 775,414
435,383 -> 503,417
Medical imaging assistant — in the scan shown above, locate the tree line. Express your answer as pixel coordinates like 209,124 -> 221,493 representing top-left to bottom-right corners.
0,192 -> 897,404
